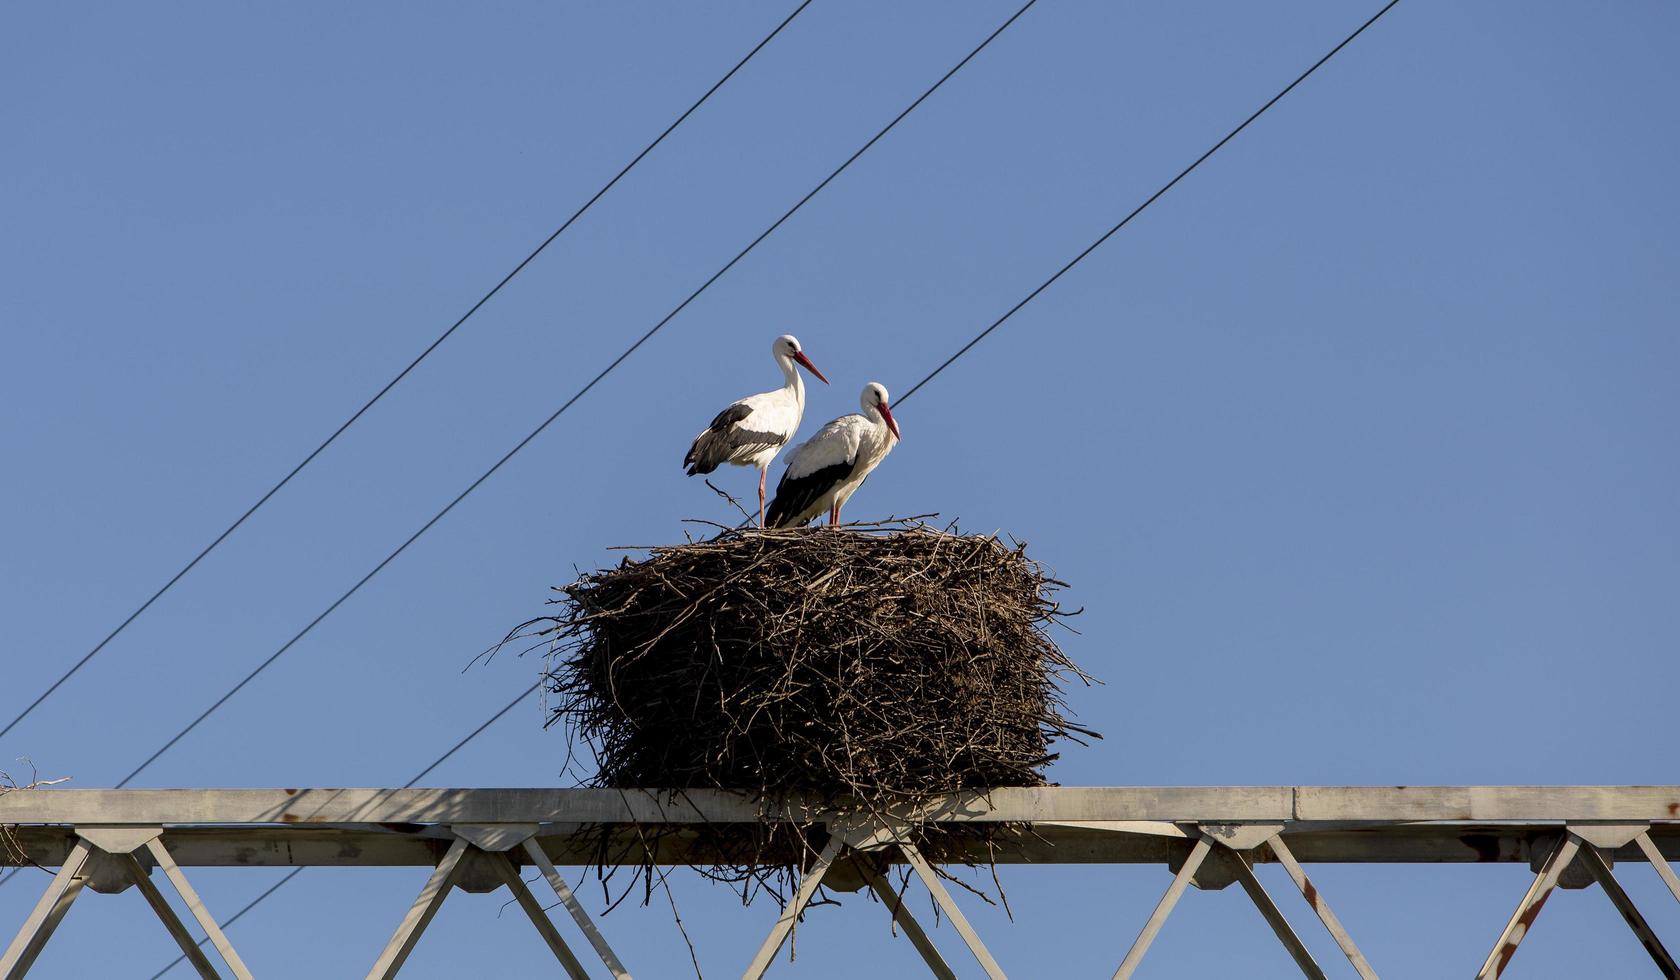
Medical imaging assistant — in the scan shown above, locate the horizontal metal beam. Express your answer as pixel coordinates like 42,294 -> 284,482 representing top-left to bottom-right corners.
3,823 -> 1680,871
5,786 -> 1680,827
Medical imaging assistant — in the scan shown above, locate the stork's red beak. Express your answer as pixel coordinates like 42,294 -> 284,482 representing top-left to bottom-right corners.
792,351 -> 829,384
880,402 -> 901,441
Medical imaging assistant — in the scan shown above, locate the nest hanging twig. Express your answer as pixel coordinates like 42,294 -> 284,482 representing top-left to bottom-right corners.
507,517 -> 1097,908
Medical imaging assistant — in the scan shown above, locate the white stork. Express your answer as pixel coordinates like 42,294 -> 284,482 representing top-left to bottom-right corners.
766,382 -> 901,528
684,334 -> 829,526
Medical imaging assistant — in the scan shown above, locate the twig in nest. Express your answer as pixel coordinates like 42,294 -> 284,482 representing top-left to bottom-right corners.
704,479 -> 754,525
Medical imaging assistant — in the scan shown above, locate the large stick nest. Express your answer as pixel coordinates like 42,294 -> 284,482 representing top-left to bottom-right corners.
509,519 -> 1096,907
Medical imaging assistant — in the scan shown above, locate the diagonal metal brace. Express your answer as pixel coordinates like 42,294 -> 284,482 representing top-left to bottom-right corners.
145,837 -> 255,980
860,865 -> 957,980
1,838 -> 92,980
368,837 -> 470,980
1228,847 -> 1327,980
1266,835 -> 1379,980
522,838 -> 633,979
742,832 -> 844,980
1577,844 -> 1680,977
899,842 -> 1007,980
1476,833 -> 1580,979
1636,832 -> 1680,908
486,852 -> 591,980
1113,836 -> 1211,980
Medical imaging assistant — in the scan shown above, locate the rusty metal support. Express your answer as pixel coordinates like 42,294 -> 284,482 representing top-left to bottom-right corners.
1,839 -> 91,979
742,833 -> 843,980
1229,849 -> 1327,980
861,866 -> 957,980
521,838 -> 633,979
1266,835 -> 1379,980
1476,833 -> 1580,979
368,837 -> 469,980
1576,845 -> 1680,977
1113,836 -> 1211,980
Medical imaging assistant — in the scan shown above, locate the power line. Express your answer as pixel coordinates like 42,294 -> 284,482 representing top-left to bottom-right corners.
106,0 -> 1041,793
0,0 -> 816,745
144,3 -> 1401,970
900,0 -> 1402,404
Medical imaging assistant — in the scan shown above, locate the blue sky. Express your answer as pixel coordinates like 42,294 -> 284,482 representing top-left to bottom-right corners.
4,1 -> 1678,976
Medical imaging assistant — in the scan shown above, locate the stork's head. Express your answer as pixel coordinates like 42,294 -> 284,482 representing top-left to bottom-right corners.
774,334 -> 829,384
861,382 -> 901,441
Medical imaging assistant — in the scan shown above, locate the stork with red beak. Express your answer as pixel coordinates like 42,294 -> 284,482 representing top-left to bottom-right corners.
766,382 -> 901,528
685,334 -> 829,526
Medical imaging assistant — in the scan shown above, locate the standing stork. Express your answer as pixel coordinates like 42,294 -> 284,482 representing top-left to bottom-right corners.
766,382 -> 901,528
684,334 -> 829,526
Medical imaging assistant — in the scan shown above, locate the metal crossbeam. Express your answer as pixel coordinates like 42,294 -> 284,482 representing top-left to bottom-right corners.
9,786 -> 1680,826
4,786 -> 1680,977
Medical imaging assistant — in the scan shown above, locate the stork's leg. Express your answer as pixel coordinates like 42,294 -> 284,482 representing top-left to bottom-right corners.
757,467 -> 767,528
830,501 -> 841,526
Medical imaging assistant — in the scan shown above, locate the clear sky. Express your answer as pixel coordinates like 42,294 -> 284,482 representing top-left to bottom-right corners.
4,1 -> 1678,977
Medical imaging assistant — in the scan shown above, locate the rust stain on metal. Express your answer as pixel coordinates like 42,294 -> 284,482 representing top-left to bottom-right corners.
1667,802 -> 1677,816
1496,890 -> 1554,974
1302,876 -> 1319,908
279,813 -> 298,823
1460,833 -> 1503,862
283,788 -> 298,796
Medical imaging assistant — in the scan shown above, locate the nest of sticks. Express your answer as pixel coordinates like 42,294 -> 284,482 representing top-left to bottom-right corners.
508,518 -> 1096,909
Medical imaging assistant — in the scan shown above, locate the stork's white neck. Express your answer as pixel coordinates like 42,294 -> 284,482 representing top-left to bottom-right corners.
777,352 -> 805,409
